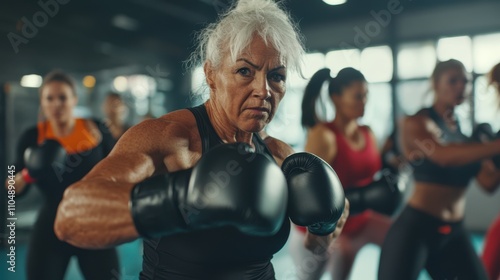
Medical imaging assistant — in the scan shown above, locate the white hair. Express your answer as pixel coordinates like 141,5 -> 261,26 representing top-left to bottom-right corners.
188,0 -> 305,75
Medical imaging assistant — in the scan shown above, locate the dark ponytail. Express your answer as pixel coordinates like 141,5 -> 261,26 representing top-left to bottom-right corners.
301,68 -> 332,127
301,67 -> 366,128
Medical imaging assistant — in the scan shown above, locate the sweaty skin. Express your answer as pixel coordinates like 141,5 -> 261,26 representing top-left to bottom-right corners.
54,36 -> 348,249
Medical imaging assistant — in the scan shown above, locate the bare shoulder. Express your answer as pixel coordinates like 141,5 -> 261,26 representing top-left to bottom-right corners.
111,109 -> 201,168
309,123 -> 335,138
259,132 -> 294,166
115,110 -> 193,148
307,123 -> 336,148
402,112 -> 427,132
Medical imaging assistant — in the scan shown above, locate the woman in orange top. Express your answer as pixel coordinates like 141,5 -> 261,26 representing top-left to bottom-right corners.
5,71 -> 118,280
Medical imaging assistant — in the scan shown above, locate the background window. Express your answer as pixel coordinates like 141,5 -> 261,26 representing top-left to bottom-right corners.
288,52 -> 326,88
325,49 -> 361,77
397,42 -> 436,79
437,36 -> 473,72
360,46 -> 393,83
360,83 -> 393,148
396,80 -> 432,117
475,75 -> 500,131
191,65 -> 208,100
472,33 -> 500,74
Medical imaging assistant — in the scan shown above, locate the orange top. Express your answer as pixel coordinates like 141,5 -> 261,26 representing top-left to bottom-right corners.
37,118 -> 100,154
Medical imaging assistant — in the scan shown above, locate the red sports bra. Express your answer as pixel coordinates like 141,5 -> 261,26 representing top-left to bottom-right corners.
297,123 -> 381,235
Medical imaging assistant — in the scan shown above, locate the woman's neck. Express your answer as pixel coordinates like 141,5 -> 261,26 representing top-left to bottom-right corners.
50,118 -> 76,138
332,115 -> 358,137
205,100 -> 253,146
432,102 -> 456,123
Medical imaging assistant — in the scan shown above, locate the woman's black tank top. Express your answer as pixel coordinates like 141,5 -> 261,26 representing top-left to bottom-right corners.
140,104 -> 290,280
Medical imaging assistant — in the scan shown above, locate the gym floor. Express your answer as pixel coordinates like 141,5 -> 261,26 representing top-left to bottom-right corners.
1,230 -> 485,280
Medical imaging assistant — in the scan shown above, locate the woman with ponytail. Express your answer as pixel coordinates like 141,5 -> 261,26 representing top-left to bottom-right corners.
290,67 -> 392,280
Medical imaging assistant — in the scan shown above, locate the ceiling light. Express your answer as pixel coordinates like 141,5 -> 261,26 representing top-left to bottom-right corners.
20,74 -> 42,88
83,75 -> 96,88
113,76 -> 128,92
323,0 -> 347,5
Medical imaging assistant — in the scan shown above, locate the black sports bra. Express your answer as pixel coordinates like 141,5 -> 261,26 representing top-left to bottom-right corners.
139,104 -> 290,280
411,107 -> 481,188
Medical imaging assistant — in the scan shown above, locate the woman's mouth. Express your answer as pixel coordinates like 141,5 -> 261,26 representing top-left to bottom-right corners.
246,107 -> 270,114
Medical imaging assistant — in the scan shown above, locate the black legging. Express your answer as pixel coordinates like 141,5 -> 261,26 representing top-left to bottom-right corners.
379,205 -> 487,280
27,205 -> 119,280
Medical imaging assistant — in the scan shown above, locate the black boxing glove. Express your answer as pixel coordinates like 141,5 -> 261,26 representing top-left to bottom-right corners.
281,152 -> 345,236
471,124 -> 500,169
471,123 -> 495,143
22,139 -> 67,183
130,143 -> 288,238
345,169 -> 402,216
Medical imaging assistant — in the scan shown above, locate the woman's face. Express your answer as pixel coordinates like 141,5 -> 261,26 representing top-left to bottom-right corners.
434,67 -> 469,107
103,96 -> 128,121
40,81 -> 77,123
332,81 -> 368,120
206,35 -> 286,132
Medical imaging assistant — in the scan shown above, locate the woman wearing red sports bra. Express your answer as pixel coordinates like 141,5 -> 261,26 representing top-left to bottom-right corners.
290,67 -> 393,280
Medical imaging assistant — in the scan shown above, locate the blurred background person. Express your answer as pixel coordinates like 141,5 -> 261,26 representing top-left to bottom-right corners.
4,71 -> 119,280
290,67 -> 400,280
378,59 -> 500,280
102,92 -> 130,139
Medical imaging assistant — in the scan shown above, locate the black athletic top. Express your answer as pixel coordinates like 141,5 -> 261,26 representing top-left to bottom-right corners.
13,119 -> 115,204
140,104 -> 290,280
411,107 -> 481,188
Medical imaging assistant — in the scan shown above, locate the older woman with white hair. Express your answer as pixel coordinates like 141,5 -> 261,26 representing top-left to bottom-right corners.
53,0 -> 348,279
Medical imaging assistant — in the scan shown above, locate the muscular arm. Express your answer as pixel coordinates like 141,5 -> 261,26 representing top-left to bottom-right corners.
401,116 -> 500,167
54,118 -> 190,249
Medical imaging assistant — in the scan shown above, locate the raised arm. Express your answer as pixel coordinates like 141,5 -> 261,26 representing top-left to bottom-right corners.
401,116 -> 500,167
54,118 -> 187,249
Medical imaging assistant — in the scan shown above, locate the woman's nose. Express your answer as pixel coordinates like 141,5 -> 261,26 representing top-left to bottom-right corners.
251,75 -> 271,100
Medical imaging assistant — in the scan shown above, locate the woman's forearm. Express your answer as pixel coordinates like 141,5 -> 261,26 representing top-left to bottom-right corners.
54,178 -> 139,249
424,141 -> 500,167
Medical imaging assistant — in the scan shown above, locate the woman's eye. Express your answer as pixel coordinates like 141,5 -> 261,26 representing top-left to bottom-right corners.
269,73 -> 285,82
237,68 -> 251,76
